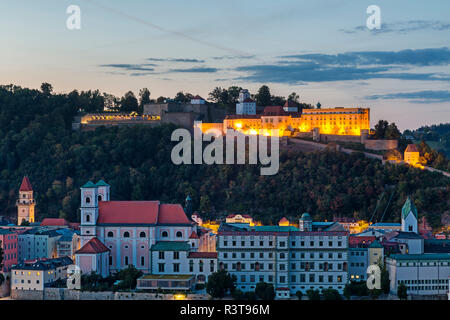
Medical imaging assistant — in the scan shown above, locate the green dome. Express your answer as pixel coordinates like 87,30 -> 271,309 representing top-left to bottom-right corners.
300,213 -> 311,220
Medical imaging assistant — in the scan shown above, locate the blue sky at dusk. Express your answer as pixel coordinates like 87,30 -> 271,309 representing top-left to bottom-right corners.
1,0 -> 449,130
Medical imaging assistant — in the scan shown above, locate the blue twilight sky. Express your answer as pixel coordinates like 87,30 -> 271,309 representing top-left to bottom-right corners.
1,0 -> 450,130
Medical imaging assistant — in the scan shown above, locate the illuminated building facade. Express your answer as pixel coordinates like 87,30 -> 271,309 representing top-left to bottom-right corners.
17,176 -> 35,224
201,106 -> 370,137
404,144 -> 420,166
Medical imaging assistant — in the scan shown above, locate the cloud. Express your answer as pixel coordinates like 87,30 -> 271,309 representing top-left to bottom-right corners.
99,64 -> 155,72
168,67 -> 219,73
365,90 -> 450,103
235,48 -> 450,84
280,48 -> 450,67
147,58 -> 205,63
341,20 -> 450,35
212,55 -> 256,60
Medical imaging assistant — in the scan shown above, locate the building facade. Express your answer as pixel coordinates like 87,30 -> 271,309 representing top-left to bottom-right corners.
0,229 -> 18,272
217,222 -> 349,296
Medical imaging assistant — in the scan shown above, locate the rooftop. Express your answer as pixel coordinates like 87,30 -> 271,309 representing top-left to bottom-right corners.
140,274 -> 193,280
12,256 -> 73,271
388,253 -> 450,261
151,241 -> 191,251
19,176 -> 33,192
75,237 -> 109,254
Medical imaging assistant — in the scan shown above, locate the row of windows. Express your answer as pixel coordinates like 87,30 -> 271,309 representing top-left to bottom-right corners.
398,261 -> 449,267
106,230 -> 184,238
221,251 -> 344,260
235,274 -> 344,284
222,240 -> 343,248
398,279 -> 448,285
221,261 -> 347,272
403,285 -> 448,291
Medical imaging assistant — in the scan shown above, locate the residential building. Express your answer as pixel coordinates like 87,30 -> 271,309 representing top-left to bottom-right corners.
0,229 -> 18,272
404,144 -> 420,166
386,253 -> 450,296
217,214 -> 348,297
11,257 -> 73,291
17,228 -> 62,262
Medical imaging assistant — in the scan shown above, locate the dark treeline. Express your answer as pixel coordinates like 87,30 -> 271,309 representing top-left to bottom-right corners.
0,84 -> 448,229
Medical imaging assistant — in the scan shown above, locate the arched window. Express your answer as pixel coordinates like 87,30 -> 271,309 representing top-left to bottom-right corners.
107,231 -> 114,237
123,232 -> 130,238
85,215 -> 90,222
139,232 -> 146,238
85,197 -> 91,204
176,231 -> 183,238
98,195 -> 102,202
109,256 -> 112,265
161,231 -> 168,238
124,256 -> 129,265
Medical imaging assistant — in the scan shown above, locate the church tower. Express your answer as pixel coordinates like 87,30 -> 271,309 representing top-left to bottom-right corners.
17,176 -> 35,224
80,181 -> 99,246
401,196 -> 418,233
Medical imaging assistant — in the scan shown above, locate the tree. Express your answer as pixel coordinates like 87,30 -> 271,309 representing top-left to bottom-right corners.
316,101 -> 321,109
295,290 -> 303,300
306,288 -> 320,300
385,122 -> 401,139
227,86 -> 242,104
208,87 -> 228,105
255,281 -> 275,300
321,288 -> 342,300
288,92 -> 300,103
397,282 -> 407,300
255,85 -> 271,106
206,270 -> 236,298
115,265 -> 143,290
120,91 -> 139,113
139,88 -> 151,113
20,219 -> 30,226
174,91 -> 191,103
379,259 -> 390,294
373,120 -> 389,139
40,82 -> 53,95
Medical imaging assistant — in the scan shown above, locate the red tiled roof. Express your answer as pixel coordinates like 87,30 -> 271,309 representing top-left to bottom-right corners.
405,144 -> 419,153
262,106 -> 287,116
158,204 -> 191,224
187,252 -> 218,258
75,237 -> 109,254
189,231 -> 199,239
40,218 -> 69,226
19,176 -> 33,192
98,201 -> 160,224
97,201 -> 191,225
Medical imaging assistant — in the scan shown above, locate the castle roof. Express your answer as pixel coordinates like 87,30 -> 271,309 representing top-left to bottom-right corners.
405,144 -> 419,153
75,237 -> 109,254
19,176 -> 33,192
262,106 -> 288,116
97,201 -> 191,225
402,197 -> 418,220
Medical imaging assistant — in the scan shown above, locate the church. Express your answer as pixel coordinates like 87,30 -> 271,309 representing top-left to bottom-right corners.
74,180 -> 217,280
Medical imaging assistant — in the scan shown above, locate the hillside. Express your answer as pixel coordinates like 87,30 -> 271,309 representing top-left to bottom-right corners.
0,84 -> 449,229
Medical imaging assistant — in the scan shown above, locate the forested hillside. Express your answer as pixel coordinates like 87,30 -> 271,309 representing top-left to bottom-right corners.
0,84 -> 448,229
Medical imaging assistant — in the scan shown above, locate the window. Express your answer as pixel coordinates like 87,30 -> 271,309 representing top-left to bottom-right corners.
98,195 -> 102,202
162,231 -> 168,238
139,232 -> 146,238
85,197 -> 91,204
124,256 -> 129,265
141,256 -> 145,266
85,215 -> 90,222
173,263 -> 180,273
109,256 -> 113,265
107,231 -> 114,237
174,252 -> 179,260
176,231 -> 183,238
159,252 -> 165,259
158,263 -> 165,272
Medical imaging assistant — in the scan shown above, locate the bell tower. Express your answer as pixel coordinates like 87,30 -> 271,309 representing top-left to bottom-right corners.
17,176 -> 35,224
80,181 -> 99,246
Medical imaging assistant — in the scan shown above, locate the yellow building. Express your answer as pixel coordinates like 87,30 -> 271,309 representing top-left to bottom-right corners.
404,144 -> 420,166
199,106 -> 370,137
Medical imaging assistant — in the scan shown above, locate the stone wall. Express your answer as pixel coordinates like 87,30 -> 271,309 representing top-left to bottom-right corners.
12,288 -> 209,300
364,139 -> 398,151
319,134 -> 362,143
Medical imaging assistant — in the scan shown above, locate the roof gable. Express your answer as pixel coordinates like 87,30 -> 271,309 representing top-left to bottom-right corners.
75,237 -> 109,254
19,176 -> 33,192
402,197 -> 418,220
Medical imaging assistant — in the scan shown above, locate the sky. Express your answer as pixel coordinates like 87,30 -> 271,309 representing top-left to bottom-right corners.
1,0 -> 449,130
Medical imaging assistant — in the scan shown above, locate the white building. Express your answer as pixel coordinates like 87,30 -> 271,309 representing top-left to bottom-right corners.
401,196 -> 418,233
11,257 -> 73,291
236,89 -> 256,115
217,217 -> 349,296
386,253 -> 450,296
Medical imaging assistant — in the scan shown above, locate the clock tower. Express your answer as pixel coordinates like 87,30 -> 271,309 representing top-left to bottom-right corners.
17,176 -> 35,224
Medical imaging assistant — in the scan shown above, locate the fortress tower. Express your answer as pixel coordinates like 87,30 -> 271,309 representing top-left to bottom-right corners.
17,176 -> 35,224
